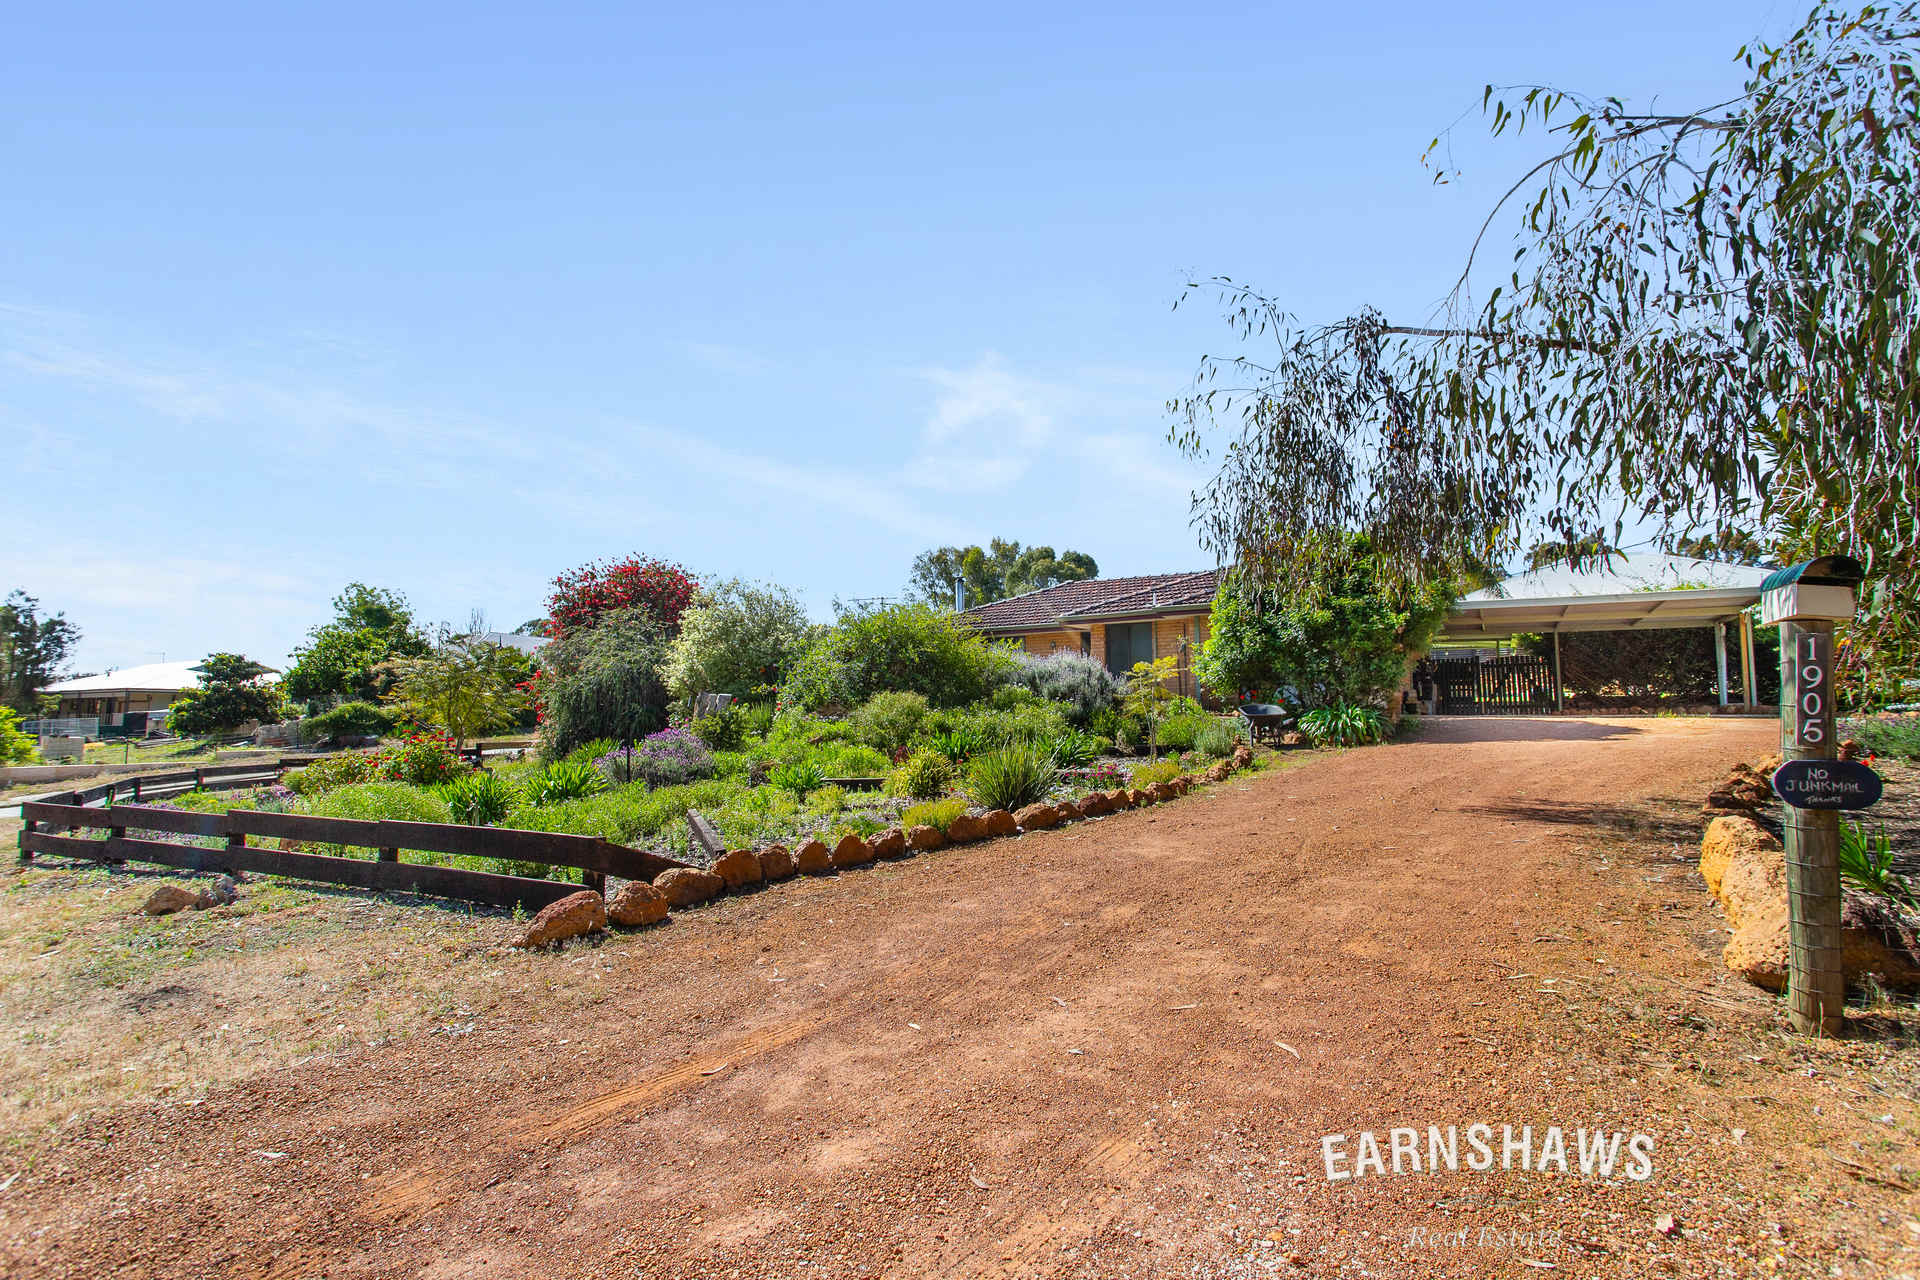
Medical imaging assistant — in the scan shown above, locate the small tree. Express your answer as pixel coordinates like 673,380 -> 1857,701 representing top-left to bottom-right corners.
784,602 -> 1015,710
0,590 -> 81,714
0,707 -> 36,764
167,654 -> 284,735
661,578 -> 810,704
546,555 -> 699,640
1122,656 -> 1179,756
534,608 -> 673,756
283,584 -> 429,704
383,638 -> 532,742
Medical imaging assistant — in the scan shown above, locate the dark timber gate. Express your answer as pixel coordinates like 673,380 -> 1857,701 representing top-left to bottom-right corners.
1430,654 -> 1557,715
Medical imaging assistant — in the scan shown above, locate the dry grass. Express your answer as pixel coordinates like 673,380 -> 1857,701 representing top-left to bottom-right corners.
0,855 -> 625,1144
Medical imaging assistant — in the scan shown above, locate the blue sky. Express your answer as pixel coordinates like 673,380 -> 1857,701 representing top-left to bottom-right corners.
3,1 -> 1783,673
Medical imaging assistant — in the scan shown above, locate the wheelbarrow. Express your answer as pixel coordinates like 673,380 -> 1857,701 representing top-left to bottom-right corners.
1236,702 -> 1294,747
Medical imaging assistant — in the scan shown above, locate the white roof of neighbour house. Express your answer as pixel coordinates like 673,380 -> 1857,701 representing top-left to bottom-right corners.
39,660 -> 209,695
466,631 -> 547,655
1445,554 -> 1773,640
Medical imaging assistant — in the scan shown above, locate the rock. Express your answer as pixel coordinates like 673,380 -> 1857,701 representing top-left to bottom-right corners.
1105,788 -> 1133,809
712,848 -> 763,890
1699,816 -> 1786,927
653,867 -> 725,908
1013,803 -> 1060,831
945,814 -> 986,843
758,844 -> 796,880
607,881 -> 669,927
1147,782 -> 1177,804
514,890 -> 608,947
981,809 -> 1018,837
142,885 -> 205,916
904,824 -> 947,852
1126,788 -> 1150,807
832,833 -> 875,868
1171,777 -> 1193,796
794,839 -> 833,875
1205,762 -> 1231,783
1232,744 -> 1254,767
1838,737 -> 1862,762
1075,794 -> 1109,818
1705,815 -> 1920,991
868,828 -> 908,858
203,875 -> 240,906
1280,731 -> 1305,747
1654,1214 -> 1678,1237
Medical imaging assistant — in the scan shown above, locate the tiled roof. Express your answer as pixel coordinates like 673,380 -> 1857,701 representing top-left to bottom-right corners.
960,570 -> 1221,633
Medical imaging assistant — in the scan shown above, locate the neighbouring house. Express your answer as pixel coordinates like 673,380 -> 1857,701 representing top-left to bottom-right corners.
464,630 -> 547,656
36,658 -> 278,735
958,570 -> 1221,701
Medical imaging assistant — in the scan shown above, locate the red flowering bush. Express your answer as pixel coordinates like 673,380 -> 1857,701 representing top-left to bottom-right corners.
372,730 -> 469,787
545,555 -> 700,640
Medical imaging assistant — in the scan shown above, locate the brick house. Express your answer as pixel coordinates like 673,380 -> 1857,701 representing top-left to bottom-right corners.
957,570 -> 1221,702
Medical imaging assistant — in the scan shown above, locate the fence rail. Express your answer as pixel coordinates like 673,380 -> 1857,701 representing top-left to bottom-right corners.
17,768 -> 692,912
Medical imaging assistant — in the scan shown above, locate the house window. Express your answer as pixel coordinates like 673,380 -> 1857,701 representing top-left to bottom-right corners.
1104,622 -> 1153,676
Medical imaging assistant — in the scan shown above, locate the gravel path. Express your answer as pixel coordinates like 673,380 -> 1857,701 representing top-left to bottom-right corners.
4,714 -> 1916,1279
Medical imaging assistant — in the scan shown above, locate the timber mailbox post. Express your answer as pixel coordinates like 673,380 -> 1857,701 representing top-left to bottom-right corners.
1758,556 -> 1872,1037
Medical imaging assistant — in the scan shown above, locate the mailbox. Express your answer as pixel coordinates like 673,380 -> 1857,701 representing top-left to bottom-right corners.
1759,556 -> 1863,624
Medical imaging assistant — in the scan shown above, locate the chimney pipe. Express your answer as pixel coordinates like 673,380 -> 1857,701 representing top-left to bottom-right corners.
955,580 -> 966,611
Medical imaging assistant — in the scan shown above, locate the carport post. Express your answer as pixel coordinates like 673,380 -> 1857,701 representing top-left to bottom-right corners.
1714,623 -> 1730,707
1739,612 -> 1758,706
1550,630 -> 1564,713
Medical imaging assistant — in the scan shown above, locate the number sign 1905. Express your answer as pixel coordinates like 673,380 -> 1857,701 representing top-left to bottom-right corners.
1785,628 -> 1833,752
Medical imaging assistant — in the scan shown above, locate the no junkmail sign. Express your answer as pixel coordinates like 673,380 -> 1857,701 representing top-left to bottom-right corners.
1770,759 -> 1883,811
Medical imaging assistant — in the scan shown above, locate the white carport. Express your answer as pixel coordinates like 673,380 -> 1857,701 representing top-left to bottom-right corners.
1438,555 -> 1772,712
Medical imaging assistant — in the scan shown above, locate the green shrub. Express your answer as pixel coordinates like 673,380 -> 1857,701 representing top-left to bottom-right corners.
505,778 -> 745,844
901,797 -> 967,832
305,700 -> 394,741
966,744 -> 1059,811
1195,720 -> 1240,759
922,700 -> 1071,755
1130,760 -> 1181,788
282,751 -> 378,796
1839,818 -> 1915,908
805,784 -> 848,815
1847,714 -> 1920,762
564,737 -> 621,767
691,705 -> 747,751
782,602 -> 1017,710
1298,704 -> 1388,747
887,748 -> 956,799
711,782 -> 802,847
989,684 -> 1042,711
770,760 -> 825,798
927,725 -> 983,763
737,702 -> 776,738
848,690 -> 930,752
1156,711 -> 1211,753
1042,729 -> 1101,768
1008,652 -> 1122,725
523,760 -> 610,806
660,578 -> 811,704
0,707 -> 33,764
443,771 -> 519,826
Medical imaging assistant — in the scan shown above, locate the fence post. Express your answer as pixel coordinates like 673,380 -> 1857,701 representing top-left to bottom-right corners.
18,814 -> 33,864
193,768 -> 205,790
584,870 -> 607,896
131,775 -> 142,802
378,846 -> 399,863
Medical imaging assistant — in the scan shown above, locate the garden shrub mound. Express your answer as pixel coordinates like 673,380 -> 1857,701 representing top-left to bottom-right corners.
1699,814 -> 1920,992
493,742 -> 1258,948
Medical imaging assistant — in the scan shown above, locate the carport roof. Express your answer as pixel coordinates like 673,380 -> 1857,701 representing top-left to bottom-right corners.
1441,554 -> 1771,640
1442,585 -> 1763,639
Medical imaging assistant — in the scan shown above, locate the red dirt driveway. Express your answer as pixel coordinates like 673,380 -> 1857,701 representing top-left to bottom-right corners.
6,715 -> 1917,1279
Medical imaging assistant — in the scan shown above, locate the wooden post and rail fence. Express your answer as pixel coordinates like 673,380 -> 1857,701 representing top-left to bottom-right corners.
14,758 -> 689,913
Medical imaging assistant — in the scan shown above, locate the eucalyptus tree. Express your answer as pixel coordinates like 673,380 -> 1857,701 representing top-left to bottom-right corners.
1171,4 -> 1919,690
